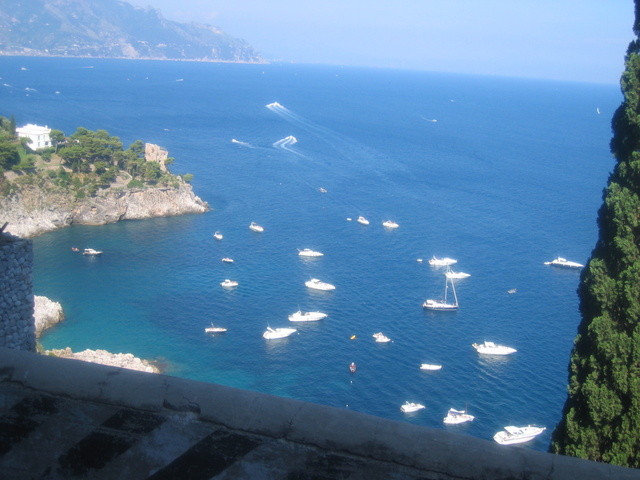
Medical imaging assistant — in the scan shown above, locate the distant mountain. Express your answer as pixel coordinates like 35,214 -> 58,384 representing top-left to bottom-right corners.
0,0 -> 264,63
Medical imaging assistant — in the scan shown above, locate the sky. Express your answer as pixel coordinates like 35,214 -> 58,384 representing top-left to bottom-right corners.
129,0 -> 634,85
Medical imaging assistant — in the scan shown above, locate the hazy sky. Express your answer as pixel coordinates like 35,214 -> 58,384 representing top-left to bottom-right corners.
130,1 -> 633,84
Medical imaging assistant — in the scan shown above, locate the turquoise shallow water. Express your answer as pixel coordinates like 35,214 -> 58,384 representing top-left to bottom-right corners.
0,57 -> 621,450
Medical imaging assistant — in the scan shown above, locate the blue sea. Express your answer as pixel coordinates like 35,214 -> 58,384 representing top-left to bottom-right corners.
0,57 -> 621,450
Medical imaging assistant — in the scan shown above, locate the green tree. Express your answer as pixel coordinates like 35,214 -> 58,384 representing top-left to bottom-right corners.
551,1 -> 640,467
0,142 -> 20,171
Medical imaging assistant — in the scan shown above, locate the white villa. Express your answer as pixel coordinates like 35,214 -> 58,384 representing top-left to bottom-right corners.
16,124 -> 52,150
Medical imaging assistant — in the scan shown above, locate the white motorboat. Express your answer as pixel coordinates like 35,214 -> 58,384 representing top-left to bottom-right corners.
204,323 -> 227,334
423,275 -> 458,311
420,363 -> 442,371
493,425 -> 546,445
213,231 -> 223,240
220,279 -> 238,288
298,248 -> 324,257
305,278 -> 335,291
372,332 -> 391,343
401,402 -> 425,413
428,256 -> 457,266
382,220 -> 399,229
249,222 -> 264,232
544,257 -> 584,268
443,408 -> 475,424
357,216 -> 370,225
445,266 -> 470,279
263,326 -> 297,339
319,187 -> 327,193
82,248 -> 103,256
288,310 -> 328,322
221,257 -> 234,263
472,340 -> 517,355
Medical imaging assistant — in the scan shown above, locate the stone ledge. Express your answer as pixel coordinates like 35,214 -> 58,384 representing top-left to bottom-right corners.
0,347 -> 638,479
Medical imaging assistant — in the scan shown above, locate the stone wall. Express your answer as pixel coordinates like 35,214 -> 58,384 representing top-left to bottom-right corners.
0,229 -> 35,352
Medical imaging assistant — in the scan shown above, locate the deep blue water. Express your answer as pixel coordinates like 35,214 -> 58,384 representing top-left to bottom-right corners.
0,57 -> 621,450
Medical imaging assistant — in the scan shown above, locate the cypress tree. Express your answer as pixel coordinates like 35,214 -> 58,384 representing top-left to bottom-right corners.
551,0 -> 640,467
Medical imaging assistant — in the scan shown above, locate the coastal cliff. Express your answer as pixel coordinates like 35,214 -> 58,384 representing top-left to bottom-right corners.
2,182 -> 208,238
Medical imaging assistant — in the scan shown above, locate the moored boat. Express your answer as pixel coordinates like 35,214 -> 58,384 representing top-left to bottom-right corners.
420,363 -> 442,371
544,257 -> 583,268
428,256 -> 457,266
220,279 -> 238,288
298,248 -> 324,257
357,216 -> 370,225
204,323 -> 227,333
305,278 -> 335,290
288,310 -> 328,322
423,275 -> 458,311
372,332 -> 391,343
249,222 -> 264,232
82,248 -> 103,255
493,425 -> 546,445
443,407 -> 475,424
472,340 -> 516,355
401,401 -> 425,413
213,231 -> 223,240
221,257 -> 234,263
263,326 -> 297,339
382,220 -> 399,229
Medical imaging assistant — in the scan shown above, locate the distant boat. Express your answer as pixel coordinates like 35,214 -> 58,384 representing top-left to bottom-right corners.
357,216 -> 369,225
443,407 -> 475,424
213,231 -> 223,240
423,275 -> 458,311
349,362 -> 357,373
401,402 -> 425,413
382,220 -> 399,229
319,187 -> 327,193
249,222 -> 264,233
221,257 -> 234,263
82,248 -> 103,256
544,257 -> 583,268
445,266 -> 470,279
372,332 -> 391,343
493,425 -> 545,445
288,310 -> 328,322
507,288 -> 517,294
472,340 -> 516,355
428,256 -> 457,266
420,363 -> 442,371
263,326 -> 297,340
305,278 -> 335,291
205,323 -> 227,334
596,107 -> 601,114
220,279 -> 238,288
298,248 -> 323,257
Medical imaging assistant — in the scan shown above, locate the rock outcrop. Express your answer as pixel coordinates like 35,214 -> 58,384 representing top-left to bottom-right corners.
46,347 -> 160,373
33,295 -> 64,337
2,182 -> 209,238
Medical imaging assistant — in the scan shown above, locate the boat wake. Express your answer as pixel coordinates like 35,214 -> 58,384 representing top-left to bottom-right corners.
272,135 -> 305,157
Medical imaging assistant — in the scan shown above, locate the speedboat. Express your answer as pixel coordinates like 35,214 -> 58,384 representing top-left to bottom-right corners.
423,276 -> 458,311
221,257 -> 234,263
204,323 -> 227,333
428,256 -> 457,266
249,222 -> 264,232
382,220 -> 399,229
263,326 -> 297,339
298,248 -> 324,257
82,248 -> 103,255
443,408 -> 475,424
357,216 -> 370,225
220,279 -> 238,288
493,425 -> 546,445
288,310 -> 328,322
319,187 -> 327,193
372,332 -> 391,343
420,363 -> 442,371
401,402 -> 425,413
213,231 -> 223,240
472,341 -> 516,355
305,278 -> 335,291
544,257 -> 584,268
349,362 -> 357,373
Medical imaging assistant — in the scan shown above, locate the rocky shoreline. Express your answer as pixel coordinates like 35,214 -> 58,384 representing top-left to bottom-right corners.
34,295 -> 160,373
2,182 -> 209,238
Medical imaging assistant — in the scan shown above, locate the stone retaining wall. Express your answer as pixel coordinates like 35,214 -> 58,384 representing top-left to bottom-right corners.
0,231 -> 35,352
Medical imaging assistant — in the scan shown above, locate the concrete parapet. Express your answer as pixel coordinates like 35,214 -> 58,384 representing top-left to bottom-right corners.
0,347 -> 638,479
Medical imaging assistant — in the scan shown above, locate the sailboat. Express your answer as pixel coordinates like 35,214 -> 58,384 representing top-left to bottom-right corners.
423,274 -> 458,311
